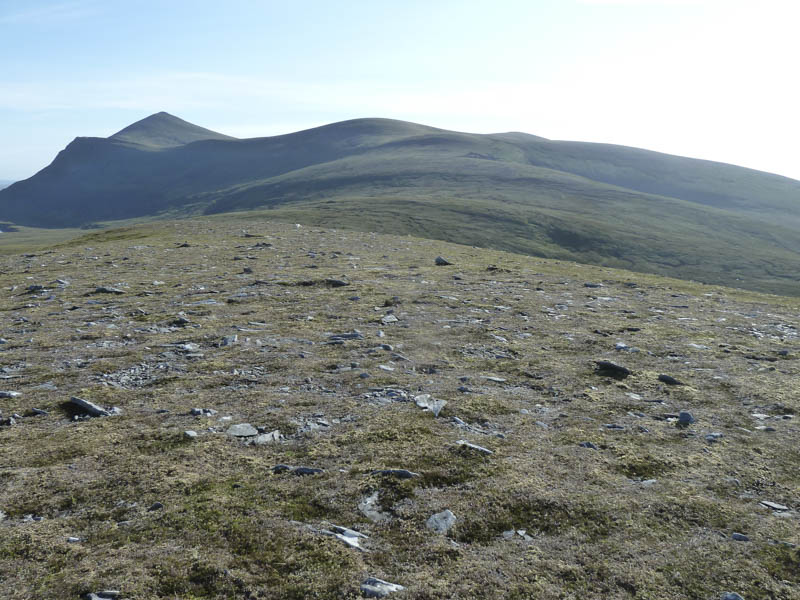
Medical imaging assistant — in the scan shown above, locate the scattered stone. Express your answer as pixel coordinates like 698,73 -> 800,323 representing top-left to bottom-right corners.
658,374 -> 684,385
456,439 -> 493,455
0,510 -> 6,521
414,394 -> 447,417
705,432 -> 724,443
760,501 -> 789,511
329,525 -> 368,550
184,430 -> 198,439
371,469 -> 420,479
251,430 -> 283,445
380,314 -> 399,325
325,278 -> 350,287
579,442 -> 599,450
273,465 -> 324,476
67,536 -> 82,543
220,334 -> 238,347
68,396 -> 119,418
426,509 -> 456,533
434,256 -> 453,266
721,594 -> 744,600
0,391 -> 21,398
481,376 -> 507,383
84,592 -> 121,600
359,492 -> 390,523
226,423 -> 258,437
594,361 -> 631,379
731,532 -> 749,542
190,408 -> 218,417
361,577 -> 405,598
677,411 -> 695,426
93,286 -> 124,295
148,502 -> 164,512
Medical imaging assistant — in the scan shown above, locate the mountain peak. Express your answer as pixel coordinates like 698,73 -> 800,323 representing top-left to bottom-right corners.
109,112 -> 236,148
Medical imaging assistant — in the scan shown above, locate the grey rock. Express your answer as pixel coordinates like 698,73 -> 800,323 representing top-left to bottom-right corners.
252,430 -> 283,445
434,256 -> 453,266
0,391 -> 21,398
481,376 -> 507,383
380,314 -> 399,325
84,592 -> 121,600
584,282 -> 603,288
273,465 -> 324,476
93,286 -> 124,294
594,360 -> 631,379
760,501 -> 789,511
190,408 -> 218,417
325,278 -> 350,287
329,330 -> 364,341
658,374 -> 684,385
226,423 -> 258,437
329,525 -> 368,550
426,509 -> 456,533
677,411 -> 695,426
731,532 -> 749,541
148,502 -> 164,511
184,430 -> 198,439
359,492 -> 390,523
579,441 -> 599,450
220,334 -> 238,347
67,536 -> 82,543
361,577 -> 405,598
705,432 -> 724,442
456,439 -> 493,455
68,396 -> 117,418
0,509 -> 6,521
722,594 -> 745,600
414,394 -> 447,417
371,469 -> 419,479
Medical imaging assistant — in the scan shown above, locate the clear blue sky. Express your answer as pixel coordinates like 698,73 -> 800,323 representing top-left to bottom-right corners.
2,0 -> 799,181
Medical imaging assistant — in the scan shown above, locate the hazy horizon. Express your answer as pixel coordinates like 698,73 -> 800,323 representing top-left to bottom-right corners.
2,0 -> 799,181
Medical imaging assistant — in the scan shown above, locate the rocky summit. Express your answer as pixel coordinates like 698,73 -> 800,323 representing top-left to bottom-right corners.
0,218 -> 797,599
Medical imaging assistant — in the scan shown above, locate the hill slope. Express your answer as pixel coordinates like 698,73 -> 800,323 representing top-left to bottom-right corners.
1,114 -> 799,295
0,218 -> 797,599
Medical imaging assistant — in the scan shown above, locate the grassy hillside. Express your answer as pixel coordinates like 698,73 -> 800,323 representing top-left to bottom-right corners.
1,115 -> 799,296
0,218 -> 797,599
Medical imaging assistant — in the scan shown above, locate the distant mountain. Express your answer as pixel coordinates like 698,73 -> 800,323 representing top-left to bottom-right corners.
1,113 -> 799,294
109,111 -> 237,148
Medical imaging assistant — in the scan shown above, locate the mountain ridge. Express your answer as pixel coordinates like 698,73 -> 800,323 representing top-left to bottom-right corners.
1,113 -> 799,295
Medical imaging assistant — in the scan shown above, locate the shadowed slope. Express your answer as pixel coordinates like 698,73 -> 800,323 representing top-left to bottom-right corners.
1,114 -> 799,294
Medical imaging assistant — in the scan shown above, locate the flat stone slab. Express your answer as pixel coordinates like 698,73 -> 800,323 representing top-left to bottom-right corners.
227,423 -> 258,437
456,439 -> 493,455
760,501 -> 789,511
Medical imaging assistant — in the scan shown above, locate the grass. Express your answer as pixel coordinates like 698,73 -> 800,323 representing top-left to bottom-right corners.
0,217 -> 797,599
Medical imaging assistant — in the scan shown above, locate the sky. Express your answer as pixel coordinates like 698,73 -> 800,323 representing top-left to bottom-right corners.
1,0 -> 799,182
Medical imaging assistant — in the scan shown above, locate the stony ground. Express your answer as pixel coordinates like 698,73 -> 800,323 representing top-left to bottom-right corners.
0,218 -> 797,599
